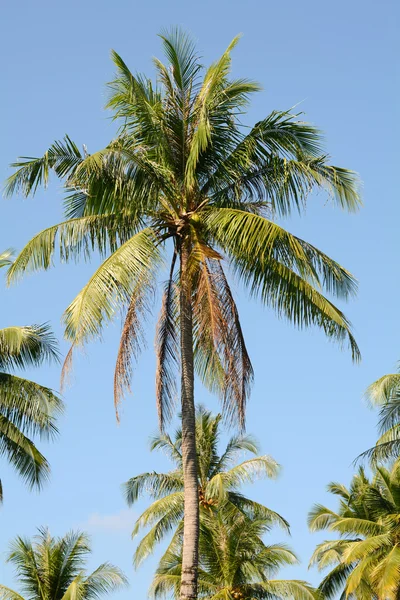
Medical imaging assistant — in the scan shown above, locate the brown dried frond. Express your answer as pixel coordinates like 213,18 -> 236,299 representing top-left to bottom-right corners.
60,345 -> 74,392
114,284 -> 150,422
192,250 -> 253,429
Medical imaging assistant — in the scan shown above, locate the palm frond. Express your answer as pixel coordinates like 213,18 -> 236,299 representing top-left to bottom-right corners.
0,373 -> 62,438
0,324 -> 60,370
5,136 -> 83,198
63,228 -> 161,347
7,215 -> 140,284
123,471 -> 183,505
0,415 -> 50,490
155,253 -> 179,430
0,249 -> 14,269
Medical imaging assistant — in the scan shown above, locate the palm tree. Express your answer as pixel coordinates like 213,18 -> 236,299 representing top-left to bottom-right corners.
153,506 -> 316,600
359,367 -> 400,464
0,528 -> 127,600
309,461 -> 400,600
0,251 -> 62,501
125,405 -> 288,567
5,30 -> 361,600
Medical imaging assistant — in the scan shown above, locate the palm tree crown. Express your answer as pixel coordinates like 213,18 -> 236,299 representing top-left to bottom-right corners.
309,461 -> 400,600
5,30 -> 361,426
0,528 -> 127,600
125,406 -> 288,567
0,251 -> 62,501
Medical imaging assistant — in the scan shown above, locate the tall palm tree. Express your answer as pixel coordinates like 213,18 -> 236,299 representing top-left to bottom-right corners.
0,251 -> 62,501
125,406 -> 288,567
153,506 -> 316,600
0,528 -> 127,600
309,461 -> 400,600
5,30 -> 361,599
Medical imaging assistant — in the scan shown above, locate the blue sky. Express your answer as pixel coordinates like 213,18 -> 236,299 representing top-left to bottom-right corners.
0,0 -> 398,597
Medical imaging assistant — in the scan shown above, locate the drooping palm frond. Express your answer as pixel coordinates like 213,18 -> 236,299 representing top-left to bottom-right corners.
0,373 -> 61,439
7,215 -> 141,284
0,324 -> 59,370
0,415 -> 50,489
4,136 -> 83,198
63,228 -> 161,346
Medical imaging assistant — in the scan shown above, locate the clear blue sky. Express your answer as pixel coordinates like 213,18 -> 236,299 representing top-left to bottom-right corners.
0,0 -> 398,597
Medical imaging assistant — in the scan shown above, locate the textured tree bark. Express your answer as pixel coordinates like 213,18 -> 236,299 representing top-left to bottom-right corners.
179,239 -> 199,600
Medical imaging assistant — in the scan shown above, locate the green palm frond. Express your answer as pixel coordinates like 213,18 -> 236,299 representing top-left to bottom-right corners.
256,579 -> 318,600
63,228 -> 161,346
365,373 -> 400,406
317,562 -> 356,600
123,471 -> 183,505
206,456 -> 279,501
0,587 -> 25,600
0,324 -> 60,370
206,208 -> 357,300
5,136 -> 83,198
83,563 -> 128,599
131,492 -> 184,538
0,415 -> 50,490
7,215 -> 141,284
0,373 -> 62,438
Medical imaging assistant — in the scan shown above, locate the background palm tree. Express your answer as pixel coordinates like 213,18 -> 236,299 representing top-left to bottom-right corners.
153,506 -> 316,600
0,251 -> 62,501
125,406 -> 288,567
0,528 -> 127,600
309,460 -> 400,600
6,29 -> 361,599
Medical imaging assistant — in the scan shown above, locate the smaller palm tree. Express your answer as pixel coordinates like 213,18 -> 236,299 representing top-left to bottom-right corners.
125,406 -> 288,567
0,528 -> 127,600
309,461 -> 400,600
0,251 -> 62,501
152,507 -> 316,600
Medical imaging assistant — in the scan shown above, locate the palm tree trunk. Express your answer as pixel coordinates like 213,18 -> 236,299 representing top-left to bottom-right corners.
179,239 -> 199,600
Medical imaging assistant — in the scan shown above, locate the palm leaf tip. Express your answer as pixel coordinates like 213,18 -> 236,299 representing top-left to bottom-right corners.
0,249 -> 15,269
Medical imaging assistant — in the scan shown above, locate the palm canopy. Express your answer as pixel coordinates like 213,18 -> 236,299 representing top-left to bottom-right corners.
0,252 -> 62,501
152,506 -> 317,600
5,29 -> 361,429
125,406 -> 288,567
0,527 -> 127,600
309,461 -> 400,600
